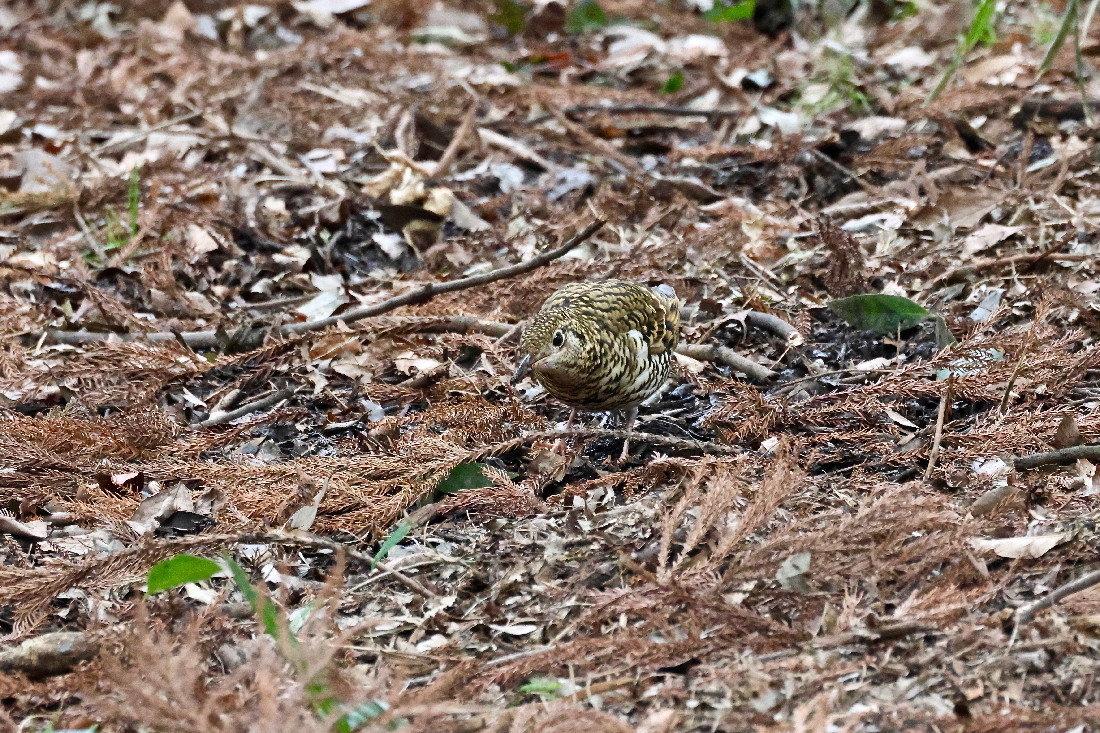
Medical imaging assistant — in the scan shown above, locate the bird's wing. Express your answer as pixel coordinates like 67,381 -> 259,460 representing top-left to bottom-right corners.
648,286 -> 681,356
589,282 -> 681,356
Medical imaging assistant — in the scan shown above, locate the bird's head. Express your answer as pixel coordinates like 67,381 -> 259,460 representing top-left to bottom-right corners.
512,308 -> 595,390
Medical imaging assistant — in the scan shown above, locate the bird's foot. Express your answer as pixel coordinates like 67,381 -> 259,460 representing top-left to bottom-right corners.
616,437 -> 631,464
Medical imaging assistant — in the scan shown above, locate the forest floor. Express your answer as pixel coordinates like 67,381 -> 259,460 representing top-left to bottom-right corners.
1,0 -> 1100,730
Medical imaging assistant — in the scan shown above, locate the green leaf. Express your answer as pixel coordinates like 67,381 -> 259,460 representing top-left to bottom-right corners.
435,462 -> 497,496
827,294 -> 931,333
519,677 -> 562,698
660,70 -> 684,94
146,554 -> 220,595
704,0 -> 755,23
565,0 -> 607,34
336,700 -> 390,731
492,0 -> 527,36
372,520 -> 412,569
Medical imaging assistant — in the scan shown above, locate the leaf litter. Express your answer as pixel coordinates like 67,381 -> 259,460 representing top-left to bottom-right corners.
1,0 -> 1100,730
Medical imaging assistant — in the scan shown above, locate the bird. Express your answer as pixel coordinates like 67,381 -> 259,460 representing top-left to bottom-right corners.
512,279 -> 681,461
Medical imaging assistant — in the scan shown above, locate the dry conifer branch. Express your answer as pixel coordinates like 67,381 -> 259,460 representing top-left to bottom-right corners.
1015,567 -> 1100,626
1014,444 -> 1100,470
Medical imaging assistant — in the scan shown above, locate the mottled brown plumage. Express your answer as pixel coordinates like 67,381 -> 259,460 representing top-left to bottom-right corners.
513,280 -> 680,457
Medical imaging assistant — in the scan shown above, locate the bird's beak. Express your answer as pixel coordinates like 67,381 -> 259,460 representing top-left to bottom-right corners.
511,353 -> 532,385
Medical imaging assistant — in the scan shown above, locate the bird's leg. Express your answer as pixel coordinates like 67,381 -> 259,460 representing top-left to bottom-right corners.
555,408 -> 577,454
618,406 -> 638,463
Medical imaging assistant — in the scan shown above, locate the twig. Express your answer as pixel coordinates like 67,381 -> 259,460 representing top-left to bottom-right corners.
809,621 -> 933,648
1000,333 -> 1036,414
40,222 -> 604,348
197,388 -> 296,427
1014,444 -> 1100,470
42,315 -> 517,347
70,110 -> 202,160
775,367 -> 894,389
477,126 -> 561,172
565,103 -> 742,118
541,96 -> 644,175
0,630 -> 102,676
925,249 -> 1086,290
281,220 -> 605,334
810,148 -> 876,193
1015,567 -> 1100,626
924,377 -> 953,481
245,530 -> 441,599
676,343 -> 776,383
743,310 -> 803,346
429,100 -> 478,180
468,428 -> 743,461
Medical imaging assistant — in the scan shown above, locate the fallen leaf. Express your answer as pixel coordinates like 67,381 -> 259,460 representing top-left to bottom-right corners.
962,224 -> 1023,256
969,533 -> 1068,559
488,623 -> 539,636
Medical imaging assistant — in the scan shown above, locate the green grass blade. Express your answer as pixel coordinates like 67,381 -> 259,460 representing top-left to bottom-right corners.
1038,0 -> 1077,79
926,0 -> 1000,104
127,165 -> 141,236
371,520 -> 412,570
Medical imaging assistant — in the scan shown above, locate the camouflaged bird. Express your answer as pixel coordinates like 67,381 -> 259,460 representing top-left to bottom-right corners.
513,279 -> 681,458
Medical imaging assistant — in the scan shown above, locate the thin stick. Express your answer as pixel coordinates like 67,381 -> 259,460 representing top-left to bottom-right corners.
40,221 -> 604,348
42,314 -> 517,347
810,148 -> 876,193
279,219 -> 606,334
237,530 -> 441,599
1015,567 -> 1100,626
541,96 -> 644,174
477,126 -> 561,172
71,110 -> 202,160
1014,444 -> 1100,470
924,377 -> 953,481
565,103 -> 742,118
430,100 -> 478,180
776,367 -> 894,389
197,388 -> 296,427
676,343 -> 776,383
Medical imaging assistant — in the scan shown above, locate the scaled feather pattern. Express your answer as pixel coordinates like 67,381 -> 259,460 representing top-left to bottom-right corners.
516,279 -> 681,412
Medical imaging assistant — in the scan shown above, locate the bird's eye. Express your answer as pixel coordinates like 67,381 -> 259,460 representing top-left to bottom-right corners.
551,330 -> 565,348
